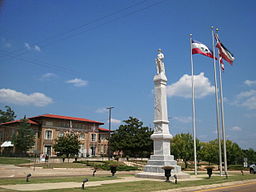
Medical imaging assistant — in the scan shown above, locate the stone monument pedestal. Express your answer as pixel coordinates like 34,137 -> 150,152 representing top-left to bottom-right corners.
136,50 -> 189,179
137,133 -> 189,179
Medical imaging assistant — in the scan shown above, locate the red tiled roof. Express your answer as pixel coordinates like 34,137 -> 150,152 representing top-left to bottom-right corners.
98,127 -> 110,132
29,114 -> 104,125
0,119 -> 39,126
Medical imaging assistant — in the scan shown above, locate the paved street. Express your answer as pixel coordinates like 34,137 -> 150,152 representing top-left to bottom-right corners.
191,181 -> 256,192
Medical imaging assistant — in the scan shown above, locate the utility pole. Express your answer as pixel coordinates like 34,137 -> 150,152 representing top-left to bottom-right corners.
107,107 -> 114,161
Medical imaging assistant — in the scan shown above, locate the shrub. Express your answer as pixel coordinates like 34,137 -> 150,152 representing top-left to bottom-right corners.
228,164 -> 247,170
77,160 -> 139,171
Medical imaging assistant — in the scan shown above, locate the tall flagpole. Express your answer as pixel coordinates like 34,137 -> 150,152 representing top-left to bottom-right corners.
190,34 -> 197,175
216,28 -> 228,176
211,26 -> 223,175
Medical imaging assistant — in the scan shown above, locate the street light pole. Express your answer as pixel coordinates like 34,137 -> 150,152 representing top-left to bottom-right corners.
107,107 -> 114,161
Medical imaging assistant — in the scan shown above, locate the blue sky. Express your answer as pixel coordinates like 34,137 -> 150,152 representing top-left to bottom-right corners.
0,0 -> 256,150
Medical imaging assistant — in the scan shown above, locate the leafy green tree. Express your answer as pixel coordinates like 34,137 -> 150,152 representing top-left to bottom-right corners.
226,140 -> 243,165
171,133 -> 200,168
53,133 -> 80,162
199,141 -> 219,165
242,148 -> 256,165
0,106 -> 16,123
200,139 -> 243,165
12,118 -> 35,155
110,117 -> 153,158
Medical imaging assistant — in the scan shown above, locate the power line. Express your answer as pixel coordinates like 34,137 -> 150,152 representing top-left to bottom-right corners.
39,0 -> 167,46
0,0 -> 149,59
0,0 -> 167,76
0,50 -> 85,77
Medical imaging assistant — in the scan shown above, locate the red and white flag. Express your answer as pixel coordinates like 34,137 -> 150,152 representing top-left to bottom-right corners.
215,34 -> 235,65
219,57 -> 225,71
191,40 -> 214,58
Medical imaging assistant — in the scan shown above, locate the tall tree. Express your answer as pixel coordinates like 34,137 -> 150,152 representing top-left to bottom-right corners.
171,133 -> 200,168
110,117 -> 153,157
0,105 -> 16,123
12,118 -> 35,155
200,139 -> 244,165
53,133 -> 80,161
226,140 -> 243,165
242,148 -> 256,165
199,141 -> 219,165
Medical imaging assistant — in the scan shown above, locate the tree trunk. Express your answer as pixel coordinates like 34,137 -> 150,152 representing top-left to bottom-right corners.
185,160 -> 188,168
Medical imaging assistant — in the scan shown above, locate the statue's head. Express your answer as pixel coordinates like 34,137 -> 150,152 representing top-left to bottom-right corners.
158,48 -> 162,53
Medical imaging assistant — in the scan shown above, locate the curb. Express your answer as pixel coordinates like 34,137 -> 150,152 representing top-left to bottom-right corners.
156,179 -> 256,192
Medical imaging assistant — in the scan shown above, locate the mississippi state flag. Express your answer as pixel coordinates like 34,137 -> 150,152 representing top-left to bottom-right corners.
192,40 -> 214,59
215,34 -> 235,65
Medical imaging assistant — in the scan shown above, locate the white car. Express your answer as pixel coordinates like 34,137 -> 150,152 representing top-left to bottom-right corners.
249,164 -> 256,174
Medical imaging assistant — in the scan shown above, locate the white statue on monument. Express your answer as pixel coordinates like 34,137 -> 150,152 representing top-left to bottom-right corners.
136,48 -> 189,179
155,49 -> 165,75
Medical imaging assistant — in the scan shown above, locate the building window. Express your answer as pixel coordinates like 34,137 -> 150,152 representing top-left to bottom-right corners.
44,145 -> 52,156
45,130 -> 52,140
79,144 -> 85,157
58,132 -> 64,137
90,144 -> 96,156
99,134 -> 107,141
79,133 -> 85,140
104,145 -> 107,154
100,145 -> 104,153
0,131 -> 3,142
91,134 -> 96,142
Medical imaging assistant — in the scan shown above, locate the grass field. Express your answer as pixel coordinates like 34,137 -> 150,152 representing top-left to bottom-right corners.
0,157 -> 31,165
35,174 -> 256,192
0,175 -> 121,185
0,173 -> 255,192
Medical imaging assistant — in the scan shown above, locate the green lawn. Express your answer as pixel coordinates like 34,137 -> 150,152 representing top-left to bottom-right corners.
0,188 -> 15,192
0,175 -> 121,185
22,173 -> 256,192
0,157 -> 31,165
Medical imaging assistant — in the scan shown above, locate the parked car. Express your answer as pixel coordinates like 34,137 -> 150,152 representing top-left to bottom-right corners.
249,164 -> 256,174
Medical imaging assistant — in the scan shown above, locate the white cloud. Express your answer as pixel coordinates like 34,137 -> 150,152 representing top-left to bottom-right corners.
0,88 -> 53,107
237,89 -> 256,99
109,118 -> 121,124
41,73 -> 57,80
230,126 -> 242,131
172,116 -> 192,123
66,78 -> 88,87
167,72 -> 215,98
34,45 -> 41,52
234,89 -> 256,110
244,80 -> 256,86
96,108 -> 108,113
24,43 -> 41,52
24,42 -> 31,50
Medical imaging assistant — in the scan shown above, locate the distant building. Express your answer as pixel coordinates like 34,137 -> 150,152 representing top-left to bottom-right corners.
0,114 -> 109,157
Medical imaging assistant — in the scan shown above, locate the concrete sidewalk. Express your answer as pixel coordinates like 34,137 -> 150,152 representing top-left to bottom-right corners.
0,164 -> 113,178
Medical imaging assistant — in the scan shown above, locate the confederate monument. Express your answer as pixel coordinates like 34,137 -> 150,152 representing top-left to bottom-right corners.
137,49 -> 188,179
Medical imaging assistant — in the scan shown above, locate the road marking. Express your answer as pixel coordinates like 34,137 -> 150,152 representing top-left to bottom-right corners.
193,181 -> 256,192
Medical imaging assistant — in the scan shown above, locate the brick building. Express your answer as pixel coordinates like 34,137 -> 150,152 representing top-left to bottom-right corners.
0,114 -> 109,157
